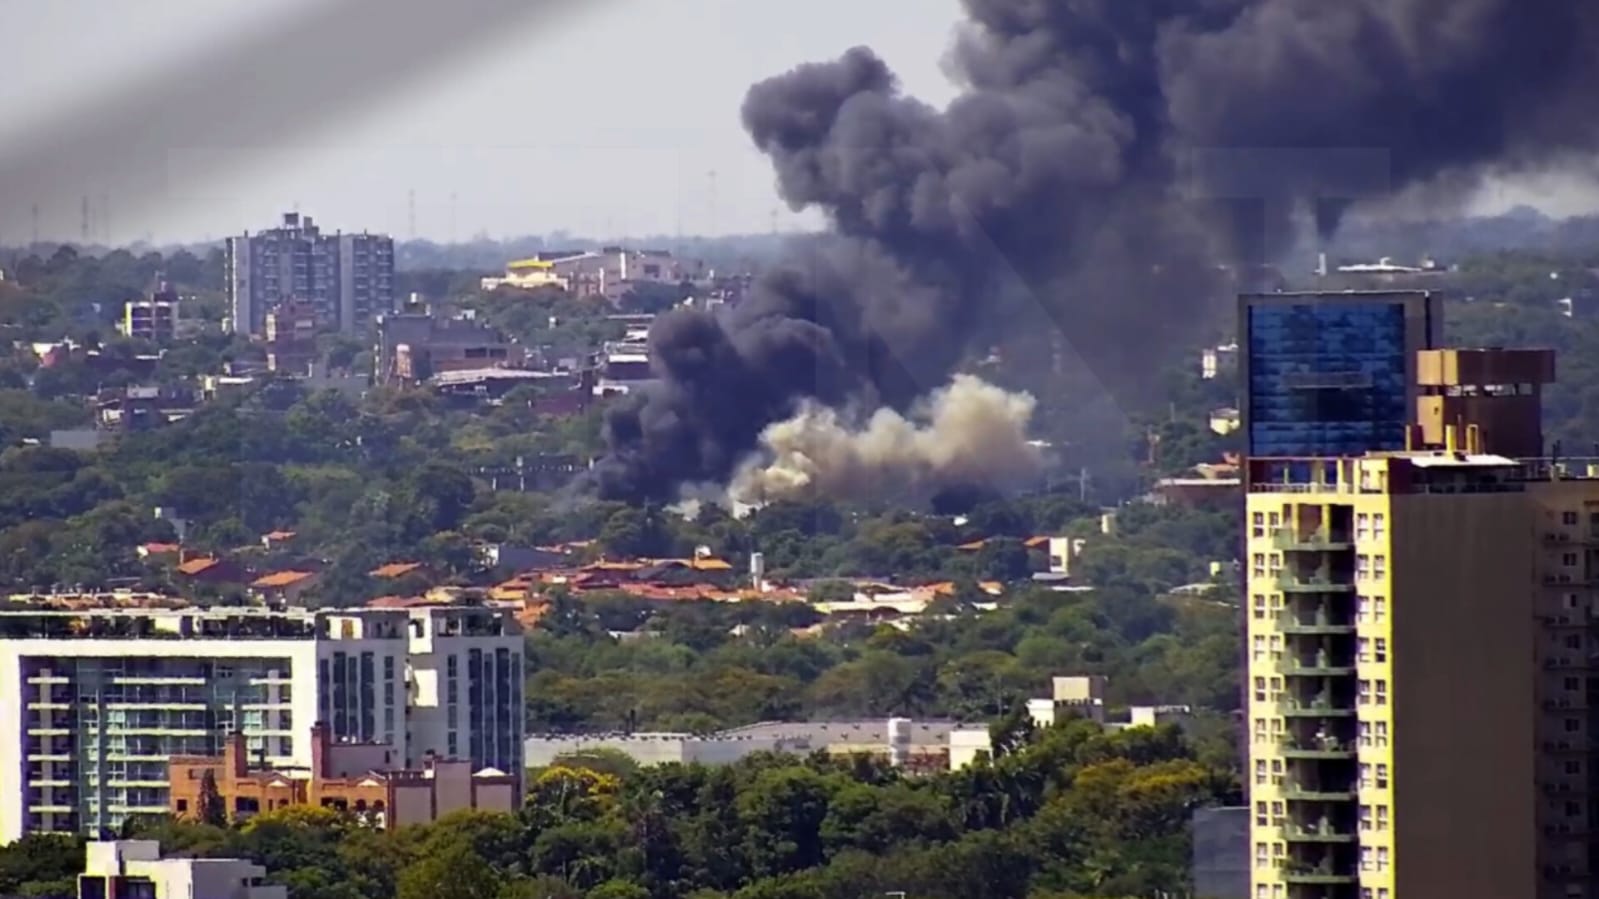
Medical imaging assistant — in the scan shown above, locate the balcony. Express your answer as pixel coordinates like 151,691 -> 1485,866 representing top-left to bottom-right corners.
1284,864 -> 1358,885
1274,529 -> 1354,552
1280,738 -> 1356,760
1283,821 -> 1356,844
1280,699 -> 1356,718
1284,786 -> 1357,803
1278,655 -> 1357,678
1279,613 -> 1356,636
1276,573 -> 1356,594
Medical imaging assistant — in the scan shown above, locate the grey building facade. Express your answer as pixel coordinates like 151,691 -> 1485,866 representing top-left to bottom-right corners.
228,212 -> 394,337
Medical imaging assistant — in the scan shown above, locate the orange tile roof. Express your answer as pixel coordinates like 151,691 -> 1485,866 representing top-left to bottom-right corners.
956,539 -> 987,551
140,542 -> 182,555
581,561 -> 644,572
691,557 -> 733,571
251,571 -> 316,589
1023,535 -> 1052,548
369,562 -> 423,579
262,530 -> 298,542
176,557 -> 220,576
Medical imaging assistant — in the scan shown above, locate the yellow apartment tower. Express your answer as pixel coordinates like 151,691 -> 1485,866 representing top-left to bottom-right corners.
1243,347 -> 1599,899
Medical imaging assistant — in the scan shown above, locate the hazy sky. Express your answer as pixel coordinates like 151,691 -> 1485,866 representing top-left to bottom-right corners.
0,0 -> 962,244
3,0 -> 1594,247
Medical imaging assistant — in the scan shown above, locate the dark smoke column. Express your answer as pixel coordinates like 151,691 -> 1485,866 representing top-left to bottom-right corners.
592,0 -> 1599,504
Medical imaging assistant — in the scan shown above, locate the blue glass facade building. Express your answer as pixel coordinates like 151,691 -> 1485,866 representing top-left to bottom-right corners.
1241,291 -> 1440,460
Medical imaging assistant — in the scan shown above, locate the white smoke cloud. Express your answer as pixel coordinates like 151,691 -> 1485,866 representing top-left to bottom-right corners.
729,374 -> 1044,506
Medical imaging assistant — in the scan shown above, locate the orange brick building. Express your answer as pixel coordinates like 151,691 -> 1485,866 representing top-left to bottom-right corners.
168,724 -> 518,829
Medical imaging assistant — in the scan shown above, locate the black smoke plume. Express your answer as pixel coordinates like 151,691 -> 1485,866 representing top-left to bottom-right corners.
593,0 -> 1599,502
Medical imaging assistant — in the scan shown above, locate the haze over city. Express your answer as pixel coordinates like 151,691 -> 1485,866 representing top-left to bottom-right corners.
4,0 -> 1599,244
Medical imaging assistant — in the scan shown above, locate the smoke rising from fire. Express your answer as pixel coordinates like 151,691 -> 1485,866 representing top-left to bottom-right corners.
730,374 -> 1043,507
594,0 -> 1599,503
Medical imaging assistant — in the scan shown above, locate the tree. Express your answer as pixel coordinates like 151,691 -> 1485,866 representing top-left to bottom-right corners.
197,769 -> 226,827
397,843 -> 503,899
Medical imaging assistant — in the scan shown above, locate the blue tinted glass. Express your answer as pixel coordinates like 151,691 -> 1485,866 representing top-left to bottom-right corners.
1247,301 -> 1411,457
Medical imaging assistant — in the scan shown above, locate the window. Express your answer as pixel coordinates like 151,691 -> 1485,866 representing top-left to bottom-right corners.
1253,553 -> 1266,577
1568,635 -> 1581,650
1375,680 -> 1387,705
1359,721 -> 1373,747
1567,677 -> 1580,692
1375,764 -> 1389,789
1356,513 -> 1370,540
1372,513 -> 1386,539
1565,552 -> 1579,568
1270,801 -> 1284,823
1357,637 -> 1371,663
1377,889 -> 1389,899
1255,677 -> 1267,702
1359,804 -> 1373,831
1252,512 -> 1265,538
1255,760 -> 1267,785
1373,555 -> 1386,579
175,799 -> 188,813
1564,511 -> 1579,526
1254,718 -> 1267,744
1256,886 -> 1268,899
1270,759 -> 1283,785
1362,889 -> 1375,899
1271,887 -> 1283,899
1566,801 -> 1581,817
1374,638 -> 1387,662
1256,801 -> 1269,826
1358,679 -> 1372,704
1376,847 -> 1390,871
1566,760 -> 1581,775
1360,846 -> 1374,872
1374,598 -> 1387,622
1376,805 -> 1389,831
1356,554 -> 1371,580
1254,594 -> 1267,620
1567,718 -> 1581,733
1358,595 -> 1371,623
1269,635 -> 1282,658
1253,635 -> 1266,661
1374,721 -> 1388,747
1269,553 -> 1283,574
1359,763 -> 1373,789
1255,842 -> 1269,868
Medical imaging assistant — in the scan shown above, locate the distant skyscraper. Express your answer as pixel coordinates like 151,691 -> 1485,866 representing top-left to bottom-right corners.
227,212 -> 394,337
1239,291 -> 1442,463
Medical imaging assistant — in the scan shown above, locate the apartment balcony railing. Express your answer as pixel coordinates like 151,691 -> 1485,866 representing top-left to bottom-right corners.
1280,737 -> 1356,760
1283,863 -> 1358,885
1282,821 -> 1356,844
1276,574 -> 1357,594
1278,656 -> 1357,678
1280,703 -> 1356,719
1279,613 -> 1357,636
1284,786 -> 1357,803
1273,529 -> 1354,552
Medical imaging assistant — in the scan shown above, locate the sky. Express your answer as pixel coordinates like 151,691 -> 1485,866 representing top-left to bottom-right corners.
1,0 -> 1594,247
0,0 -> 963,244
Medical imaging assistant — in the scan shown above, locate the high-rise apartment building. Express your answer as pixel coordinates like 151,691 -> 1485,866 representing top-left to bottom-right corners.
1239,291 -> 1441,462
0,605 -> 522,842
227,212 -> 394,337
1242,346 -> 1599,899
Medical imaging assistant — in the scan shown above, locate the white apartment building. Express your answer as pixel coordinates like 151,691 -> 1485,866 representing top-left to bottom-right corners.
79,840 -> 286,899
0,606 -> 522,843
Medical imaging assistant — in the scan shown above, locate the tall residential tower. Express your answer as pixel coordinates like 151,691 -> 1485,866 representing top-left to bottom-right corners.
226,212 -> 394,337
